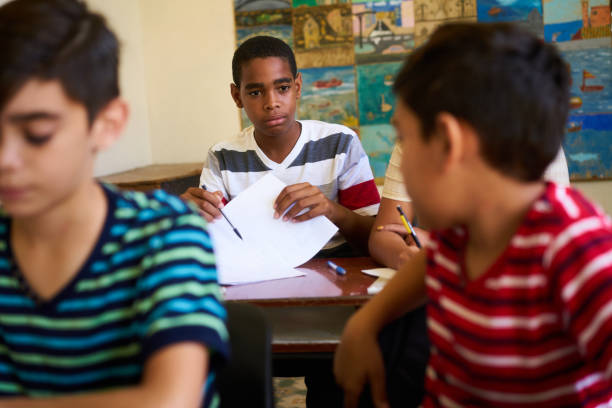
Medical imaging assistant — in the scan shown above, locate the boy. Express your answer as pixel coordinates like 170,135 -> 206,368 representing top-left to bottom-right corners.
180,36 -> 380,256
335,23 -> 612,407
0,1 -> 228,406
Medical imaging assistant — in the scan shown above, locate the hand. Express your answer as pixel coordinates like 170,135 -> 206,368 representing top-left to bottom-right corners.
179,187 -> 224,222
273,182 -> 337,223
334,315 -> 389,408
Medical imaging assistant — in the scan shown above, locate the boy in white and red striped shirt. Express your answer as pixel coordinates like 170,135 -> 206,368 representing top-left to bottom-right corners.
181,36 -> 379,257
335,23 -> 612,407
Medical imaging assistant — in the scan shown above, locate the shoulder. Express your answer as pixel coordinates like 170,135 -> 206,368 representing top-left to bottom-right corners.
300,120 -> 358,141
209,126 -> 254,154
541,183 -> 612,269
103,184 -> 209,239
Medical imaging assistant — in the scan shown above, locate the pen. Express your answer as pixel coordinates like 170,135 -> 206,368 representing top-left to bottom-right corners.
396,205 -> 422,249
201,184 -> 243,240
327,260 -> 346,276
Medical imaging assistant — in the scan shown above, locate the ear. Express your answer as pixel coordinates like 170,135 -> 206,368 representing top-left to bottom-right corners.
90,98 -> 129,153
230,83 -> 243,108
294,72 -> 303,100
434,112 -> 466,172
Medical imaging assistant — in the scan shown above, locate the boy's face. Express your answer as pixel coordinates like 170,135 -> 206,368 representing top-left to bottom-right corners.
0,79 -> 123,218
231,57 -> 301,138
393,100 -> 456,230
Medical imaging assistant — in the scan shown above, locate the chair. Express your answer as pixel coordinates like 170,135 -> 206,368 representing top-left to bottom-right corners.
217,302 -> 274,408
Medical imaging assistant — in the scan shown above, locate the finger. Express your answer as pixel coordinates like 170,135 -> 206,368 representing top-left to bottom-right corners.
197,199 -> 223,220
343,391 -> 360,408
199,210 -> 214,223
274,183 -> 311,209
369,358 -> 389,408
376,224 -> 410,238
283,193 -> 322,220
274,185 -> 315,219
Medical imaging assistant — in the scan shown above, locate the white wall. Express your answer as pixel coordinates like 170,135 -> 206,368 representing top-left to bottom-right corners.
574,181 -> 612,215
138,0 -> 240,164
87,0 -> 153,176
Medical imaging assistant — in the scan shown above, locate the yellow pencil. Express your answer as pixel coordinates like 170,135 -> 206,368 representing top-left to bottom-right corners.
396,205 -> 422,248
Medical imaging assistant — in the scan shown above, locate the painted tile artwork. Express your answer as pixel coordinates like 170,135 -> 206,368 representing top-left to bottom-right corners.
562,46 -> 612,179
298,65 -> 358,129
293,4 -> 355,67
543,0 -> 610,43
233,0 -> 612,180
235,8 -> 293,46
413,0 -> 477,46
352,0 -> 415,64
477,0 -> 544,36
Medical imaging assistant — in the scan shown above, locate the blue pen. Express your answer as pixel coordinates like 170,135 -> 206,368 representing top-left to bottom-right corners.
327,260 -> 346,276
201,184 -> 243,240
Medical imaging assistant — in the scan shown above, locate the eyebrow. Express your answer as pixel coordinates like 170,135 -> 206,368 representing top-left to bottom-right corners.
7,112 -> 60,123
244,78 -> 293,90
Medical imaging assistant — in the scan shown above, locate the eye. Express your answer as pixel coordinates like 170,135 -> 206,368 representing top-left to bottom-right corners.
248,90 -> 261,97
24,131 -> 52,146
279,85 -> 290,93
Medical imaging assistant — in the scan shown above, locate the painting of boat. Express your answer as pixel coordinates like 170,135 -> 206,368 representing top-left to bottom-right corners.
313,77 -> 343,89
569,96 -> 583,109
567,121 -> 582,132
488,7 -> 502,16
580,70 -> 604,92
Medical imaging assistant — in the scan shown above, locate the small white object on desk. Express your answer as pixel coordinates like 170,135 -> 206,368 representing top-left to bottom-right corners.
362,267 -> 397,295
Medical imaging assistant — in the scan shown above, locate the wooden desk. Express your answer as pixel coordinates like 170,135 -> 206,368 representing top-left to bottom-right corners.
98,163 -> 202,194
225,257 -> 378,355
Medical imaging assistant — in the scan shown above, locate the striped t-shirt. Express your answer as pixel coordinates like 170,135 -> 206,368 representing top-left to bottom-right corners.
424,182 -> 612,407
200,120 -> 380,249
0,185 -> 229,407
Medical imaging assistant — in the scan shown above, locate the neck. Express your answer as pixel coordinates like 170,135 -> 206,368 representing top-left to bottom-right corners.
464,173 -> 545,252
12,180 -> 107,246
254,120 -> 301,163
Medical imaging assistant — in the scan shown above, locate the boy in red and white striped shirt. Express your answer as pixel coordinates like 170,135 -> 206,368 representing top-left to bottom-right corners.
335,23 -> 612,407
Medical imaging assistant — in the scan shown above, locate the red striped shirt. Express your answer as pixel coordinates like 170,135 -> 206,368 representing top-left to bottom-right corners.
424,182 -> 612,407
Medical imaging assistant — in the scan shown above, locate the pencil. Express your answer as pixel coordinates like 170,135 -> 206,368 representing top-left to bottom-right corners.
201,184 -> 243,240
396,205 -> 421,248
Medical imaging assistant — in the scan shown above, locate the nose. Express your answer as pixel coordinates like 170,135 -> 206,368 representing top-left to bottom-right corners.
263,92 -> 280,111
0,132 -> 24,173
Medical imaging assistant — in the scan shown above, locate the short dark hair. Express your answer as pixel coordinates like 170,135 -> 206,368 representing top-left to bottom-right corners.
0,0 -> 119,124
394,23 -> 570,182
232,36 -> 297,87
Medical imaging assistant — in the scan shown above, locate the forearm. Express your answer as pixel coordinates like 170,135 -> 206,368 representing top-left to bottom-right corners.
331,203 -> 375,254
353,251 -> 428,333
1,386 -> 196,408
368,230 -> 409,270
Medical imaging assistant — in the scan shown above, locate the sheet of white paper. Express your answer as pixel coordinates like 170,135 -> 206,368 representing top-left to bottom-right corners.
209,174 -> 338,285
361,267 -> 397,280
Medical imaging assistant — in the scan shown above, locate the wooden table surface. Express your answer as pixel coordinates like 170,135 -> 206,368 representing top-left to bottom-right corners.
224,257 -> 380,354
224,257 -> 379,307
99,162 -> 202,185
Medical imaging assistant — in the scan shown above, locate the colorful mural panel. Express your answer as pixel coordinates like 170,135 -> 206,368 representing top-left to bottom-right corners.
543,0 -> 610,43
299,65 -> 358,129
356,62 -> 402,126
360,124 -> 397,180
352,0 -> 415,64
232,0 -> 612,180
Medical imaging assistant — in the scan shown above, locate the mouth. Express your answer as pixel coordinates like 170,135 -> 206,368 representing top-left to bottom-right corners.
0,186 -> 29,201
264,115 -> 286,127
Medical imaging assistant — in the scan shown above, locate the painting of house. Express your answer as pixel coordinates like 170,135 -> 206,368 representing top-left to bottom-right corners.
293,4 -> 354,67
236,8 -> 294,47
543,0 -> 610,43
413,0 -> 477,46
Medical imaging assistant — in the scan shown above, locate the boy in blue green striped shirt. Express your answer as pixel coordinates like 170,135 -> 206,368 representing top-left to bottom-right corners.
0,0 -> 228,407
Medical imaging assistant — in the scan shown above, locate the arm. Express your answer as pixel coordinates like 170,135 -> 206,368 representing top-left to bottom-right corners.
369,198 -> 420,270
334,250 -> 428,408
2,343 -> 208,408
273,182 -> 375,253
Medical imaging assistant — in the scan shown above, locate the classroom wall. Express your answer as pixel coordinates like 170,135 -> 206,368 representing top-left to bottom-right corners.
86,0 -> 153,177
573,181 -> 612,215
138,0 -> 240,165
